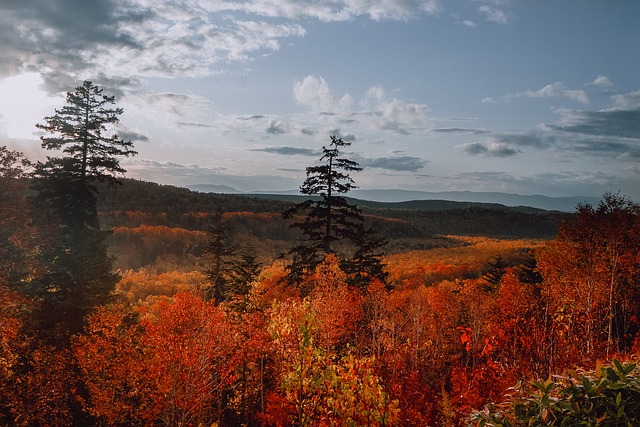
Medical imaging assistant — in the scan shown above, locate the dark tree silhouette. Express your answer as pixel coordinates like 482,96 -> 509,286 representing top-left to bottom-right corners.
28,81 -> 136,346
0,146 -> 33,287
481,255 -> 508,293
36,80 -> 136,186
202,212 -> 237,303
283,135 -> 386,287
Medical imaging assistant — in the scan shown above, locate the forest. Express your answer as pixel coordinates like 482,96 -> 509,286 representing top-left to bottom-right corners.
1,81 -> 640,426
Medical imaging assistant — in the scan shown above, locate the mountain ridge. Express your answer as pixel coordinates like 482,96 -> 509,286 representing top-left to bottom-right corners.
187,184 -> 600,212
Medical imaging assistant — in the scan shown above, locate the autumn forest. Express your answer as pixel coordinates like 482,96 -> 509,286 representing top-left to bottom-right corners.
1,82 -> 640,426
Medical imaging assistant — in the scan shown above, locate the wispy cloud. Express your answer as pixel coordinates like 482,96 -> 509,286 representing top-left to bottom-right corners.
113,124 -> 150,143
458,142 -> 520,157
478,5 -> 508,24
505,82 -> 590,105
359,155 -> 426,172
544,91 -> 640,145
205,0 -> 443,22
124,158 -> 299,191
431,127 -> 489,135
449,169 -> 627,198
266,120 -> 287,135
250,146 -> 426,172
250,146 -> 319,156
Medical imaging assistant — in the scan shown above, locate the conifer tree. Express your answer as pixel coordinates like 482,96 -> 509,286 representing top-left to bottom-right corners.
202,212 -> 237,302
283,135 -> 386,287
0,146 -> 33,287
481,254 -> 508,293
28,81 -> 136,345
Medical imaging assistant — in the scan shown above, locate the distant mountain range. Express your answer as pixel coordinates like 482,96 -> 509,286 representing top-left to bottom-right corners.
186,184 -> 601,212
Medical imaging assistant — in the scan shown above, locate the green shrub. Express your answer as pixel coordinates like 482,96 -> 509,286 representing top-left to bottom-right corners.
470,358 -> 640,426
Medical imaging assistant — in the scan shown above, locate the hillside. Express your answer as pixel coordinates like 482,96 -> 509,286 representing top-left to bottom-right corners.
188,184 -> 598,212
97,179 -> 566,270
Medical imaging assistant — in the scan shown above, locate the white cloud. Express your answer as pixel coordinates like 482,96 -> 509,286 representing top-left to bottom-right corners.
609,90 -> 640,111
563,89 -> 590,105
291,77 -> 430,136
478,5 -> 508,24
360,85 -> 430,134
203,0 -> 442,22
463,19 -> 477,28
122,90 -> 215,128
506,82 -> 589,105
293,75 -> 353,112
590,74 -> 613,87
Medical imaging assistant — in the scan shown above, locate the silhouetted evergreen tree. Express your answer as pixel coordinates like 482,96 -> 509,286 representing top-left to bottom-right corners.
283,135 -> 387,287
341,222 -> 389,289
0,146 -> 33,287
202,212 -> 237,302
28,80 -> 136,346
229,244 -> 262,295
481,254 -> 508,293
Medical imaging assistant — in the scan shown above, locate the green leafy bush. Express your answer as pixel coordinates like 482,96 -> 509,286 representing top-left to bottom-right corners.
470,358 -> 640,426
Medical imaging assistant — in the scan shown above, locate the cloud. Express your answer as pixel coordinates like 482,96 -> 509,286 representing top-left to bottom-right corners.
359,85 -> 430,134
0,0 -> 447,89
0,0 -> 307,91
478,5 -> 508,24
548,108 -> 640,140
123,91 -> 213,125
113,124 -> 150,142
360,155 -> 426,172
449,170 -> 628,198
610,89 -> 640,111
535,90 -> 640,160
207,0 -> 442,22
505,82 -> 590,105
454,131 -> 551,158
293,75 -> 353,112
266,119 -> 287,135
238,115 -> 266,120
463,19 -> 477,28
124,158 -> 299,191
490,133 -> 553,149
250,146 -> 319,156
176,122 -> 214,129
458,142 -> 520,157
431,127 -> 489,135
251,146 -> 426,172
590,75 -> 614,87
291,77 -> 431,136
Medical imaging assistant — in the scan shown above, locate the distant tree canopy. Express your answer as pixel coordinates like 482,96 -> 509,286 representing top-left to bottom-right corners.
283,135 -> 387,288
0,146 -> 33,287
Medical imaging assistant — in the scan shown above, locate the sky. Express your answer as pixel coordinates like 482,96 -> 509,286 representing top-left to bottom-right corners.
0,0 -> 638,201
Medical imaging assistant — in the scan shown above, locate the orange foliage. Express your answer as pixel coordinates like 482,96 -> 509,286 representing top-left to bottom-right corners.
74,304 -> 157,425
385,236 -> 543,287
115,269 -> 207,302
141,292 -> 237,426
308,255 -> 364,351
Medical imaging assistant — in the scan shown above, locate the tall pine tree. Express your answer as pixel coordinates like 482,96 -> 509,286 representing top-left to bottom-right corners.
283,135 -> 387,288
29,81 -> 136,346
